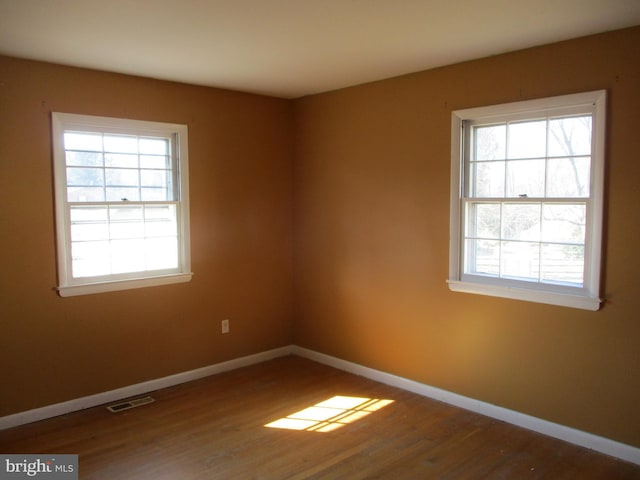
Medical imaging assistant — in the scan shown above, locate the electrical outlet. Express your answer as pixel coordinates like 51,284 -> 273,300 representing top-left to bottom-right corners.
221,319 -> 230,334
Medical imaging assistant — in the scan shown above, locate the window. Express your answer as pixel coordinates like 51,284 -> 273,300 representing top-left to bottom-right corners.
52,113 -> 192,297
448,91 -> 606,310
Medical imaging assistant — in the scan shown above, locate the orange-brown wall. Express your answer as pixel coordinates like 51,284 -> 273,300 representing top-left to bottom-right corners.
0,57 -> 294,416
293,26 -> 640,447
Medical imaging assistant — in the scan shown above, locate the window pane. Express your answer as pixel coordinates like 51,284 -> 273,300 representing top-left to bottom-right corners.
471,161 -> 505,197
109,206 -> 143,239
541,244 -> 584,285
109,222 -> 144,239
66,151 -> 103,167
105,153 -> 138,168
139,138 -> 168,155
541,204 -> 586,244
140,188 -> 169,201
465,239 -> 499,276
475,125 -> 505,160
548,116 -> 591,157
547,157 -> 590,197
64,132 -> 102,152
502,204 -> 540,241
501,241 -> 540,281
106,168 -> 139,186
67,187 -> 105,202
141,169 -> 168,187
145,204 -> 175,220
70,207 -> 110,241
106,187 -> 140,202
104,135 -> 138,153
71,223 -> 109,242
111,239 -> 145,274
66,167 -> 104,186
140,155 -> 170,169
508,120 -> 546,159
467,203 -> 500,239
145,219 -> 177,238
70,206 -> 108,222
144,205 -> 177,237
71,241 -> 111,277
506,159 -> 544,197
145,237 -> 178,269
109,206 -> 143,221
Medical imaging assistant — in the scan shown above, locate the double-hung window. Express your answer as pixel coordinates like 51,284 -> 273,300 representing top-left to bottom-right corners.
52,113 -> 192,297
448,91 -> 606,310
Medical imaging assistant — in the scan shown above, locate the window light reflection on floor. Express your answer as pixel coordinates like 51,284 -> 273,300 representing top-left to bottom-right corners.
265,395 -> 394,433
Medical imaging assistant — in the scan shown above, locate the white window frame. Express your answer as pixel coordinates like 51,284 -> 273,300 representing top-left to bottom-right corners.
448,91 -> 606,311
52,113 -> 193,297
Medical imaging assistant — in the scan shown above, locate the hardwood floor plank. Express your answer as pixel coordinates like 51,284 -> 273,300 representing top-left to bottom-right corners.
0,356 -> 638,479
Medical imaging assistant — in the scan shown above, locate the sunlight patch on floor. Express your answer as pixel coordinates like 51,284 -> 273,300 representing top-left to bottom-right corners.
265,395 -> 394,432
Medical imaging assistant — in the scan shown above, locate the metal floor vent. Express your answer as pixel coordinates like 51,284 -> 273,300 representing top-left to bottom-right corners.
107,396 -> 155,413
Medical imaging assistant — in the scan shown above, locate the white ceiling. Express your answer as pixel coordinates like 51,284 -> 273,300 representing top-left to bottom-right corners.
1,0 -> 639,99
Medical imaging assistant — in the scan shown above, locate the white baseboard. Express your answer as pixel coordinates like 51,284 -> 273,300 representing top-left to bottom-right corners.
291,345 -> 640,466
0,346 -> 293,431
2,344 -> 638,466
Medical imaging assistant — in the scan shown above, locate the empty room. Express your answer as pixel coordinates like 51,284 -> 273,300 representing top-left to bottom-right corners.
1,1 -> 639,478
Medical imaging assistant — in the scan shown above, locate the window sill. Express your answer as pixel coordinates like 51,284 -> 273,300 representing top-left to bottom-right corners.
447,279 -> 602,311
57,273 -> 193,297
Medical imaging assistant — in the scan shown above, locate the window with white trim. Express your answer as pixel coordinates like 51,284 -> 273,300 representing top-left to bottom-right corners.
448,91 -> 606,310
52,113 -> 192,297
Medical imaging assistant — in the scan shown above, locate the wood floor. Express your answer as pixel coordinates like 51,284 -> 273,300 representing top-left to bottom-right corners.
1,356 -> 638,479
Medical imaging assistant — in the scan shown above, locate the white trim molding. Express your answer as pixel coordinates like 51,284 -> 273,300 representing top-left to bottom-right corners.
447,280 -> 602,311
51,112 -> 193,297
292,346 -> 640,466
448,90 -> 607,310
